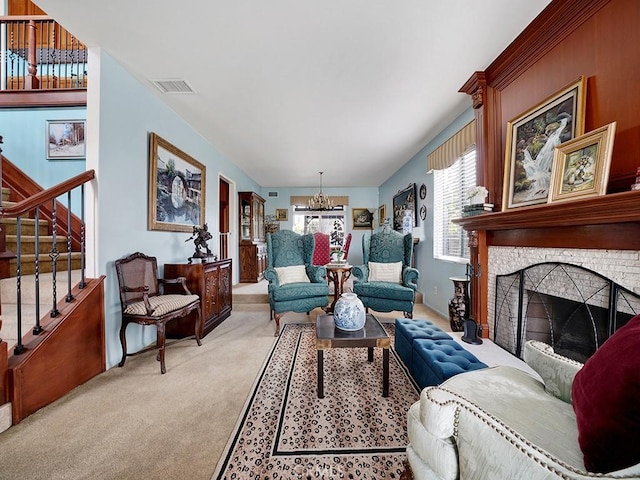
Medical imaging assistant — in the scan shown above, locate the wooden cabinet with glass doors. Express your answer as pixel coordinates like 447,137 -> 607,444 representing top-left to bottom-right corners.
239,191 -> 267,282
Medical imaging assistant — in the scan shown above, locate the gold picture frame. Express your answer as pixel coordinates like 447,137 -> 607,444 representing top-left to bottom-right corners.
378,204 -> 386,226
352,208 -> 373,229
148,132 -> 206,232
275,208 -> 288,221
548,122 -> 616,203
503,76 -> 587,210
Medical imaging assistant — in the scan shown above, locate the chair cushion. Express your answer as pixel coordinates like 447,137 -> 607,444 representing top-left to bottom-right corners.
124,294 -> 199,316
353,281 -> 415,301
275,265 -> 310,285
368,261 -> 402,283
312,232 -> 331,265
572,314 -> 640,473
271,282 -> 329,302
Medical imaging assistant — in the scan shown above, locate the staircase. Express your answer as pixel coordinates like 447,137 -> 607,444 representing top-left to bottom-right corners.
0,165 -> 105,427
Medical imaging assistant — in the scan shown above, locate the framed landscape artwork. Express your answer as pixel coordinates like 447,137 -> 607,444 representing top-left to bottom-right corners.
548,122 -> 616,204
352,208 -> 373,229
378,204 -> 386,226
392,183 -> 417,231
275,208 -> 288,221
503,76 -> 587,210
148,132 -> 206,232
46,120 -> 86,159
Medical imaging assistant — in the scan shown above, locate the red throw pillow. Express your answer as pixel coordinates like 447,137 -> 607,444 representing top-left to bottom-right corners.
572,313 -> 640,473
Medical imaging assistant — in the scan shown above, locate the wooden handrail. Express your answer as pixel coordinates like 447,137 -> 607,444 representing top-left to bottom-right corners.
0,15 -> 52,22
0,169 -> 95,218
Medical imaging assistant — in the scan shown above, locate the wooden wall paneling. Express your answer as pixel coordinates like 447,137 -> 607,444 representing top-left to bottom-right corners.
457,0 -> 640,331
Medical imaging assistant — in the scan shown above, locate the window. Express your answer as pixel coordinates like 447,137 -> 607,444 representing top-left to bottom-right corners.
433,149 -> 476,262
292,208 -> 346,249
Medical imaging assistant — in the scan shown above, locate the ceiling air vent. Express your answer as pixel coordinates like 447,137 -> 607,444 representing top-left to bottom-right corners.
151,79 -> 195,94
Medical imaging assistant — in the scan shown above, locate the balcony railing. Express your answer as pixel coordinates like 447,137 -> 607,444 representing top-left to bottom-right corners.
0,15 -> 87,91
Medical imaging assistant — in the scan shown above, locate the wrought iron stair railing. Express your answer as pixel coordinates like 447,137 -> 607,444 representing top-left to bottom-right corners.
0,151 -> 94,354
1,15 -> 87,91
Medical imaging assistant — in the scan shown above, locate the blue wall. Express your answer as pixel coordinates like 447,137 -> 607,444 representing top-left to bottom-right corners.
0,106 -> 87,212
379,107 -> 475,319
93,50 -> 261,368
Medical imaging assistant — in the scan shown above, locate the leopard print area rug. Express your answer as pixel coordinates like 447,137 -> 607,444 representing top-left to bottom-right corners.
212,322 -> 419,479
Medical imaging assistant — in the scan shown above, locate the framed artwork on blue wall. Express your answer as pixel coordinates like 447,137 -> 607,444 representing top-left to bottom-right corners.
148,132 -> 206,232
46,120 -> 86,159
392,183 -> 417,231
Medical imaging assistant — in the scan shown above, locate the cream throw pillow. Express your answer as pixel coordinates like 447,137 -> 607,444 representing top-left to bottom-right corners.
368,261 -> 402,283
275,265 -> 310,285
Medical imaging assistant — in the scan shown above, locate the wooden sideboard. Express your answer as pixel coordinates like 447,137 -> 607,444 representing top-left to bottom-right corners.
164,258 -> 232,338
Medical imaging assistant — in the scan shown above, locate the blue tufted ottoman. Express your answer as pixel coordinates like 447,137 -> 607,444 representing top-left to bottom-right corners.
395,318 -> 453,370
411,338 -> 488,389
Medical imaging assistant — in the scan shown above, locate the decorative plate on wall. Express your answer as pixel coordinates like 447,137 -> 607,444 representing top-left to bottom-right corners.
420,204 -> 427,221
419,183 -> 427,200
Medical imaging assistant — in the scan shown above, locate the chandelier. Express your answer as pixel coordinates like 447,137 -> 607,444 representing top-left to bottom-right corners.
308,171 -> 333,211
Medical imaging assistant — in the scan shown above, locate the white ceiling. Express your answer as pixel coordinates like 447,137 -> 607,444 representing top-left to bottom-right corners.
34,0 -> 551,188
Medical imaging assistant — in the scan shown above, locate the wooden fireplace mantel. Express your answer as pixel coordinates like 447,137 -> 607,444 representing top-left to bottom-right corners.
453,190 -> 640,251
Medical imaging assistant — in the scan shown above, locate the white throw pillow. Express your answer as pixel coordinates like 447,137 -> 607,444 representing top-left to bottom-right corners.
368,261 -> 402,283
275,265 -> 310,286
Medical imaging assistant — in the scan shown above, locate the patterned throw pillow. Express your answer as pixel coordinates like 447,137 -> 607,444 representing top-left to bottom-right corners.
275,265 -> 310,286
368,261 -> 402,283
572,314 -> 640,473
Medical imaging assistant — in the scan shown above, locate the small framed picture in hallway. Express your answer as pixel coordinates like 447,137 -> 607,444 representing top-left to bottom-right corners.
46,120 -> 86,159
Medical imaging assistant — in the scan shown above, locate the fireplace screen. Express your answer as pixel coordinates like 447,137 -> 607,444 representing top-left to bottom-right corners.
494,262 -> 640,363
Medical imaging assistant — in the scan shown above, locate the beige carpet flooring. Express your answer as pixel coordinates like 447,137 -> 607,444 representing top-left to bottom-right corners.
0,285 -> 447,480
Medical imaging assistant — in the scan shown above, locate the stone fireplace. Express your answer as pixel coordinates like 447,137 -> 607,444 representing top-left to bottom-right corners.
487,246 -> 640,362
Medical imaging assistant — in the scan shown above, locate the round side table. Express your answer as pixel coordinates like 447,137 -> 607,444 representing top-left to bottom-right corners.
325,263 -> 353,313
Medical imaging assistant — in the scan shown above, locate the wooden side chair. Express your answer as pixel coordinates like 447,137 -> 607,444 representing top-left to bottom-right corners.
115,251 -> 202,374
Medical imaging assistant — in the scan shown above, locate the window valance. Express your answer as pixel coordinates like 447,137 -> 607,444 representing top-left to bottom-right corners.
427,120 -> 476,171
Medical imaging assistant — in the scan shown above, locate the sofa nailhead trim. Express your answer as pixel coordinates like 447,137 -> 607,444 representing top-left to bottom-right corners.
422,387 -> 633,479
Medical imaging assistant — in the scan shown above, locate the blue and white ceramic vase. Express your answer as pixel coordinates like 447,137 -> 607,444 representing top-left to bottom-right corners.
334,293 -> 366,331
402,210 -> 413,235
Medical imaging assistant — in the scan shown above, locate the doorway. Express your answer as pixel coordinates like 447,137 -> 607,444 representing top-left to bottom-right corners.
219,177 -> 230,259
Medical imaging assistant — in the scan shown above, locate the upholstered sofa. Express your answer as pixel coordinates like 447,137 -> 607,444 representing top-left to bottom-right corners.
404,337 -> 640,480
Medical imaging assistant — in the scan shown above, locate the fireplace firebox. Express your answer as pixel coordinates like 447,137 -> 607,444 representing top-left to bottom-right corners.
494,262 -> 640,363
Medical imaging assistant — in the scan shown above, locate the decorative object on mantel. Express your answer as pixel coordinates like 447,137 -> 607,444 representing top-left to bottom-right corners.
548,122 -> 616,203
462,203 -> 494,217
463,185 -> 492,217
503,76 -> 587,211
466,185 -> 488,205
308,171 -> 333,210
185,224 -> 217,263
631,166 -> 640,191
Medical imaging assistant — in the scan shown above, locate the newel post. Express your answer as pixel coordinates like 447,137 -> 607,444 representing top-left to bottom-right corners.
25,20 -> 40,90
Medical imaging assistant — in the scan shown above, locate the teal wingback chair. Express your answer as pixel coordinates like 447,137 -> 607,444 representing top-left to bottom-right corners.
352,229 -> 419,318
264,230 -> 330,335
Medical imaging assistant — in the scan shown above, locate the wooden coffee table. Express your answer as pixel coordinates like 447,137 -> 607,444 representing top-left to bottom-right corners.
315,313 -> 391,398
